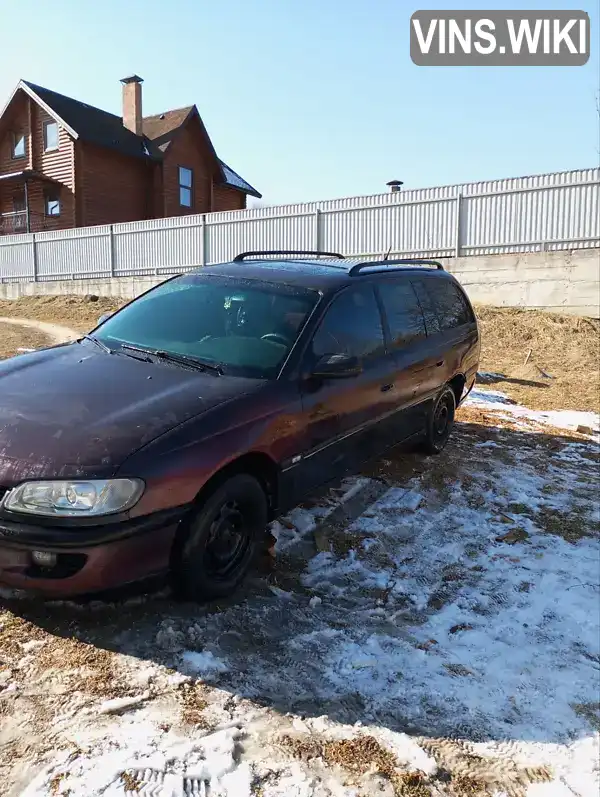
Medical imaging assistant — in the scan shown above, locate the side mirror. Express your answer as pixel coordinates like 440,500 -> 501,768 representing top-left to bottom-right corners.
97,312 -> 112,326
311,353 -> 362,379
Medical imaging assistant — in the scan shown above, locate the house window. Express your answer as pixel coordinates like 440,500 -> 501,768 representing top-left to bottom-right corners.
179,167 -> 193,208
44,188 -> 61,217
12,132 -> 26,159
43,120 -> 59,151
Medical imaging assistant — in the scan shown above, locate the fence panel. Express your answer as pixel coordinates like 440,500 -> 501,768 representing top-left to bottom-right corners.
35,225 -> 112,280
206,212 -> 316,264
0,168 -> 598,281
114,216 -> 205,276
0,234 -> 34,280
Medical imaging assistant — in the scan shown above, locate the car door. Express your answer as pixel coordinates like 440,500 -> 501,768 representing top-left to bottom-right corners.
374,277 -> 431,442
293,283 -> 397,495
412,276 -> 478,398
409,278 -> 450,399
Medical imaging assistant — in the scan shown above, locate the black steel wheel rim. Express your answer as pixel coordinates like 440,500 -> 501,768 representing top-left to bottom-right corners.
434,396 -> 451,438
204,500 -> 251,579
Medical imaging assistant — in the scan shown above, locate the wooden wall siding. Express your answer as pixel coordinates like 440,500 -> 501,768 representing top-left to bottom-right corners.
33,106 -> 75,189
77,142 -> 153,227
162,118 -> 215,217
0,95 -> 75,230
213,184 -> 246,212
0,180 -> 74,232
0,93 -> 30,175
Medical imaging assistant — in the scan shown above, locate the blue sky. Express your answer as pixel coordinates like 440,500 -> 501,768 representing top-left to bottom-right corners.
1,0 -> 598,204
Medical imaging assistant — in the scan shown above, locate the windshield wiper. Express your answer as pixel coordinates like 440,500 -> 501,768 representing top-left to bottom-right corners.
81,334 -> 112,354
120,344 -> 223,375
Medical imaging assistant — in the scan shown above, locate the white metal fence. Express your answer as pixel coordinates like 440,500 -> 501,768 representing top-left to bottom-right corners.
0,167 -> 598,282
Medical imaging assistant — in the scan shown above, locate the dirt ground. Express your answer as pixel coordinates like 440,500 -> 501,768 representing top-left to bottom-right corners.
0,322 -> 51,360
0,295 -> 598,412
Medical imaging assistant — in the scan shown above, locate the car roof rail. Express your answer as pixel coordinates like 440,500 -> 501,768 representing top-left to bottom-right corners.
348,258 -> 445,276
233,249 -> 345,262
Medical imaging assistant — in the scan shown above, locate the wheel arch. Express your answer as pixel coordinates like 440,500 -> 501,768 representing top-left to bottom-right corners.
169,450 -> 280,572
448,373 -> 466,406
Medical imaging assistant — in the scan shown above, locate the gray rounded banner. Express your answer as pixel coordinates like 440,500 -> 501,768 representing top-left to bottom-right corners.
410,10 -> 590,66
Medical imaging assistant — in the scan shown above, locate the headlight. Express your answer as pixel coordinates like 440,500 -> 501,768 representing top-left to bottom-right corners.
2,479 -> 144,518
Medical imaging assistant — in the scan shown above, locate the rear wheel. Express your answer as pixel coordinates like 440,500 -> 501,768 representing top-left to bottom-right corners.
421,386 -> 456,455
172,474 -> 268,602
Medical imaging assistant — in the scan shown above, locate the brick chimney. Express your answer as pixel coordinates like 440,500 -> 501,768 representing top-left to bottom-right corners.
121,75 -> 143,136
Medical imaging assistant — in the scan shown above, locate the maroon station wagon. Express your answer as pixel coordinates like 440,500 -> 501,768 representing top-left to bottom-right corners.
0,251 -> 480,600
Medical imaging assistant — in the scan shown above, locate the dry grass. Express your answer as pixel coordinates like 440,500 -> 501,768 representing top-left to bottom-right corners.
280,732 -> 552,797
0,295 -> 122,334
280,733 -> 416,794
177,682 -> 211,727
475,305 -> 600,413
0,321 -> 50,360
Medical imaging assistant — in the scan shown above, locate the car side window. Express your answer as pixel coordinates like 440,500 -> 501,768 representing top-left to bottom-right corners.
311,285 -> 385,362
377,279 -> 426,349
411,280 -> 441,335
426,279 -> 474,330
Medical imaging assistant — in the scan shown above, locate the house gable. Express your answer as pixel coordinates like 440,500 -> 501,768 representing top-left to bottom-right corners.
143,106 -> 261,200
159,111 -> 221,216
0,87 -> 76,231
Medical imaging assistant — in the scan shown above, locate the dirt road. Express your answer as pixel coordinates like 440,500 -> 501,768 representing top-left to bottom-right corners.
0,317 -> 77,360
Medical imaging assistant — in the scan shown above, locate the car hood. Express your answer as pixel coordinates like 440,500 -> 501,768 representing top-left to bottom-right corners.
0,342 -> 263,485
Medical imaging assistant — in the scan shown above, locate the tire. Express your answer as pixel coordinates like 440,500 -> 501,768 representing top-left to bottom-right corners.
421,385 -> 456,455
171,474 -> 268,602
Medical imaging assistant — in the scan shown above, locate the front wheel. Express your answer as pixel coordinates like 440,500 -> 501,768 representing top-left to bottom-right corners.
421,386 -> 456,455
172,474 -> 268,602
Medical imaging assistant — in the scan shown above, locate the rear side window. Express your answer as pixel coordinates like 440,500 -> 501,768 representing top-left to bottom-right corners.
311,285 -> 385,361
411,280 -> 441,335
377,280 -> 426,349
426,279 -> 474,330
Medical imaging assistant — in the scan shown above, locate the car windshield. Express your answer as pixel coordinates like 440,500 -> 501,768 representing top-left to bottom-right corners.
94,274 -> 319,379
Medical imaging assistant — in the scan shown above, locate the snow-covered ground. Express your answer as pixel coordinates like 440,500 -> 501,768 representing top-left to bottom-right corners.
1,389 -> 599,797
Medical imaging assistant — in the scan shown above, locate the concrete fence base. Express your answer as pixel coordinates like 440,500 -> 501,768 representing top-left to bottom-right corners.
0,249 -> 598,317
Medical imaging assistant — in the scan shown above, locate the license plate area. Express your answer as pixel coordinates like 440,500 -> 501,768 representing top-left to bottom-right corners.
0,548 -> 29,568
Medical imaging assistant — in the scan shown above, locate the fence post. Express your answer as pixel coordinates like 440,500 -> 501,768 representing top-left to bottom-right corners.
314,209 -> 322,252
454,193 -> 463,257
108,225 -> 115,277
31,233 -> 38,282
200,215 -> 208,267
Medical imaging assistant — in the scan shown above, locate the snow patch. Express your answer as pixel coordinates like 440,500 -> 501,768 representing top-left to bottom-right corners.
181,650 -> 229,676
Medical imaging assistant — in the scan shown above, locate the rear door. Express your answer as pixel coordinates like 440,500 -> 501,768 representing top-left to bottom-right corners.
411,276 -> 478,399
374,277 -> 431,440
294,284 -> 398,493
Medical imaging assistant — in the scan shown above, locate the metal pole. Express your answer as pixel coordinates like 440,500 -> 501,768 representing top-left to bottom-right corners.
24,179 -> 31,234
314,208 -> 322,252
454,193 -> 463,257
108,225 -> 115,276
32,234 -> 38,282
201,214 -> 207,266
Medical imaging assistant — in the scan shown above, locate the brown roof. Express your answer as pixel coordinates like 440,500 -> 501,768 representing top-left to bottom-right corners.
142,106 -> 193,152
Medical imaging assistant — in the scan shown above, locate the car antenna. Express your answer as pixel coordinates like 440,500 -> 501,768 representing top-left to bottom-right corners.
382,246 -> 392,261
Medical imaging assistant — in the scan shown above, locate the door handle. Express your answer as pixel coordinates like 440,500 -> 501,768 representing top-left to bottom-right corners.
380,383 -> 394,392
436,360 -> 444,367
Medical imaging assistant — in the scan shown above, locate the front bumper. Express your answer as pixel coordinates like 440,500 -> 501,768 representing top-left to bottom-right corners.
0,506 -> 187,597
